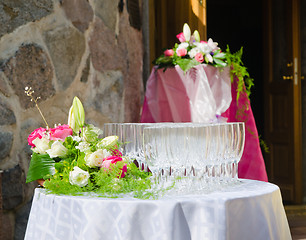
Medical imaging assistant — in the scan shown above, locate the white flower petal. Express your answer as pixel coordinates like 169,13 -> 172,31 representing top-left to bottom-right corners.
46,140 -> 68,158
183,23 -> 191,42
32,136 -> 50,154
69,166 -> 89,187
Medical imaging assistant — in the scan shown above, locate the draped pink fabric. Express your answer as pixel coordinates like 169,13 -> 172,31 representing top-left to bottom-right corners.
221,77 -> 268,181
141,66 -> 268,182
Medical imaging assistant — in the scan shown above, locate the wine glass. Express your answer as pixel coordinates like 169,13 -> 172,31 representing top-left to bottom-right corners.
232,122 -> 245,181
143,127 -> 164,185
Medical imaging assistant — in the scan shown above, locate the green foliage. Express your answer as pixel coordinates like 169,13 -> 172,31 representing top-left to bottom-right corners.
43,160 -> 159,199
259,135 -> 270,153
26,152 -> 55,183
175,58 -> 201,72
225,46 -> 254,101
153,54 -> 175,71
63,136 -> 79,161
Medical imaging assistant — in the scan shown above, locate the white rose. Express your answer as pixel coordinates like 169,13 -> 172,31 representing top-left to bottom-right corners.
46,140 -> 68,158
188,47 -> 200,58
72,136 -> 82,142
32,136 -> 50,154
69,166 -> 89,187
76,141 -> 91,152
195,42 -> 211,54
85,149 -> 111,168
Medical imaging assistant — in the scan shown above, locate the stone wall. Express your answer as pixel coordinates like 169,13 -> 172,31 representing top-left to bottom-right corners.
0,0 -> 144,239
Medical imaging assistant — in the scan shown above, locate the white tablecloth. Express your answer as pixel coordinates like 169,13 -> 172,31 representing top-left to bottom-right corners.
25,180 -> 291,240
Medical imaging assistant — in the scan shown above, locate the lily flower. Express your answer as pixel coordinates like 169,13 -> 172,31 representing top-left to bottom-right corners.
193,30 -> 200,42
68,96 -> 85,134
183,23 -> 191,42
207,38 -> 219,51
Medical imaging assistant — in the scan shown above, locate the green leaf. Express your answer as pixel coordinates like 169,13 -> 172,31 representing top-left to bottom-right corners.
26,152 -> 56,183
213,52 -> 226,59
175,58 -> 200,72
213,58 -> 227,67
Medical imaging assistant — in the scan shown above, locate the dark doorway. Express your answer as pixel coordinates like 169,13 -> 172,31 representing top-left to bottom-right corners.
207,0 -> 265,139
207,0 -> 304,204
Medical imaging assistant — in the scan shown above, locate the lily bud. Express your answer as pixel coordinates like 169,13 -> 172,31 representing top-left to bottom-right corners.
68,96 -> 85,133
183,23 -> 191,42
193,30 -> 200,42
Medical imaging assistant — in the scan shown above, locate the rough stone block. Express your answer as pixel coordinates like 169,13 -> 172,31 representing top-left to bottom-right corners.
0,72 -> 10,97
117,13 -> 143,122
0,0 -> 53,38
61,0 -> 94,32
89,13 -> 143,122
0,131 -> 13,161
91,70 -> 124,123
2,165 -> 24,210
92,0 -> 118,31
0,99 -> 16,126
89,18 -> 122,72
1,212 -> 13,240
0,43 -> 55,109
43,26 -> 85,90
14,199 -> 33,240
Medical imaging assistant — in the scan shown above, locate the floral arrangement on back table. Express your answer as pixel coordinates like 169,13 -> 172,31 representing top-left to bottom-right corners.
25,87 -> 152,198
153,23 -> 254,101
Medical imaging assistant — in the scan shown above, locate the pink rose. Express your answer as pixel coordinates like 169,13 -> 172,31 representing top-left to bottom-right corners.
49,124 -> 73,141
176,32 -> 185,42
28,127 -> 47,147
176,48 -> 187,57
195,52 -> 204,63
102,155 -> 127,178
164,49 -> 174,57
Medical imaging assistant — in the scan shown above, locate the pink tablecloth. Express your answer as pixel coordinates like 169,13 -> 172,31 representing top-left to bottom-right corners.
141,66 -> 268,182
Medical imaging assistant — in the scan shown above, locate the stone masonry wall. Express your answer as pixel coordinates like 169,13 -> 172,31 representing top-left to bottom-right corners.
0,0 -> 144,239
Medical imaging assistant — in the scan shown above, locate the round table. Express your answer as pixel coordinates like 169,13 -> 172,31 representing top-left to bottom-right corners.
24,179 -> 291,240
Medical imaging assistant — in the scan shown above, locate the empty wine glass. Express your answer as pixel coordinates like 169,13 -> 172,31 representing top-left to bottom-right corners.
143,127 -> 165,185
232,122 -> 245,181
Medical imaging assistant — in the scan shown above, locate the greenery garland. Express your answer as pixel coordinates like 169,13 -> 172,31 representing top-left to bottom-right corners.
225,46 -> 254,101
43,160 -> 158,199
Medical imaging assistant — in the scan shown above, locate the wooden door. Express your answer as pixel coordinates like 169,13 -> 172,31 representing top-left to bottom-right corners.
263,0 -> 302,204
149,0 -> 207,69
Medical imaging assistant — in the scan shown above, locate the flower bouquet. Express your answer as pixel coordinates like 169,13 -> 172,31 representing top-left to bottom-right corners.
153,23 -> 227,72
25,88 -> 153,198
153,23 -> 254,100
